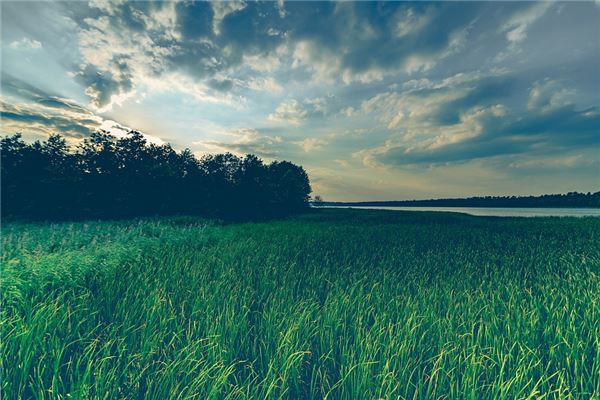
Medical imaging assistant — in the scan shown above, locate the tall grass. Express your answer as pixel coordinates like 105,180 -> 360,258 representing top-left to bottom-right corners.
1,209 -> 599,399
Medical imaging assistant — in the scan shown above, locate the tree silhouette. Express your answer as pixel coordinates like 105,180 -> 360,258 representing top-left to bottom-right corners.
1,131 -> 312,221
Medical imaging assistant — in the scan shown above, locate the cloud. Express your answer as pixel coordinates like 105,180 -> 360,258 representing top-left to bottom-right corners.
246,77 -> 283,93
494,2 -> 553,62
1,74 -> 102,137
358,71 -> 491,131
287,2 -> 477,83
211,1 -> 247,35
293,137 -> 328,152
67,0 -> 484,110
74,63 -> 134,111
99,120 -> 165,146
0,100 -> 102,139
216,1 -> 286,65
0,76 -> 165,145
341,107 -> 356,117
334,159 -> 350,168
501,2 -> 552,45
194,128 -> 284,158
360,104 -> 599,168
357,104 -> 507,166
9,37 -> 42,50
507,153 -> 592,171
0,98 -> 168,147
527,79 -> 575,113
75,14 -> 148,110
242,51 -> 282,73
207,78 -> 234,92
268,99 -> 309,126
354,69 -> 599,168
2,1 -> 599,200
2,73 -> 88,114
175,1 -> 214,40
74,1 -> 286,110
268,97 -> 328,126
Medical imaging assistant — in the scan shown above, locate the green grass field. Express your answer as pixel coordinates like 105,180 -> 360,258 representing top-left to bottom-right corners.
1,209 -> 599,399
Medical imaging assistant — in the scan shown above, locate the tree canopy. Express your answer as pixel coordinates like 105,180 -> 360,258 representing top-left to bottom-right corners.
1,132 -> 312,220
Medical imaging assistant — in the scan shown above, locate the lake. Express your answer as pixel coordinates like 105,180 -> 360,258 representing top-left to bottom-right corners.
321,206 -> 600,217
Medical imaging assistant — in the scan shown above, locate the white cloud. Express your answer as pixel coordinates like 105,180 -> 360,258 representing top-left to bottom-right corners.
342,107 -> 356,117
292,41 -> 339,84
268,97 -> 330,126
502,2 -> 552,45
276,0 -> 288,18
357,69 -> 509,133
360,88 -> 468,131
246,77 -> 283,93
242,47 -> 285,73
194,128 -> 284,158
289,3 -> 473,83
9,37 -> 42,50
212,1 -> 247,35
422,104 -> 506,151
305,97 -> 327,114
0,96 -> 168,148
333,159 -> 350,168
85,86 -> 137,114
394,7 -> 431,38
293,137 -> 328,152
268,99 -> 309,126
527,79 -> 575,113
369,103 -> 506,165
99,120 -> 165,145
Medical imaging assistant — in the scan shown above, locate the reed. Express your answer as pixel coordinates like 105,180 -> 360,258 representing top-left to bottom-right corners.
1,209 -> 598,399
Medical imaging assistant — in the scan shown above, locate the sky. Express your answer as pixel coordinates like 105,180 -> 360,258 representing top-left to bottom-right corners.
1,1 -> 599,201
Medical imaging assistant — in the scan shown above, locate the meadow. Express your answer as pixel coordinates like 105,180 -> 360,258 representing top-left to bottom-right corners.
1,209 -> 598,399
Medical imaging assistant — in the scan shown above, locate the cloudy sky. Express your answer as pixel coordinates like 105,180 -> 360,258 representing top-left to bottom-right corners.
1,1 -> 599,200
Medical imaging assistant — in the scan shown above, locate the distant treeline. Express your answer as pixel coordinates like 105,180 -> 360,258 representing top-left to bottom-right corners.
318,192 -> 600,208
1,132 -> 311,220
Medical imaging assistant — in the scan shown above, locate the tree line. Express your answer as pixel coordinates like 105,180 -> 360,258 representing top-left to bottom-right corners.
1,132 -> 312,220
319,191 -> 600,208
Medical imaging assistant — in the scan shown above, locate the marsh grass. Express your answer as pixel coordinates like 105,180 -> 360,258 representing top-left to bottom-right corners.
1,209 -> 599,399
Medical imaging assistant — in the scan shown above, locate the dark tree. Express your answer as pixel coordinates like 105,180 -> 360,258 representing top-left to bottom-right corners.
1,132 -> 312,221
266,161 -> 312,215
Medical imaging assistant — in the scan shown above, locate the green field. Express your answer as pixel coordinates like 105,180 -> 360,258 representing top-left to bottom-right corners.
1,209 -> 599,399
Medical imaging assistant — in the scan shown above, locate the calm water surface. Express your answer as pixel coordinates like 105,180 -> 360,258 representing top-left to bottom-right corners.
323,206 -> 600,217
